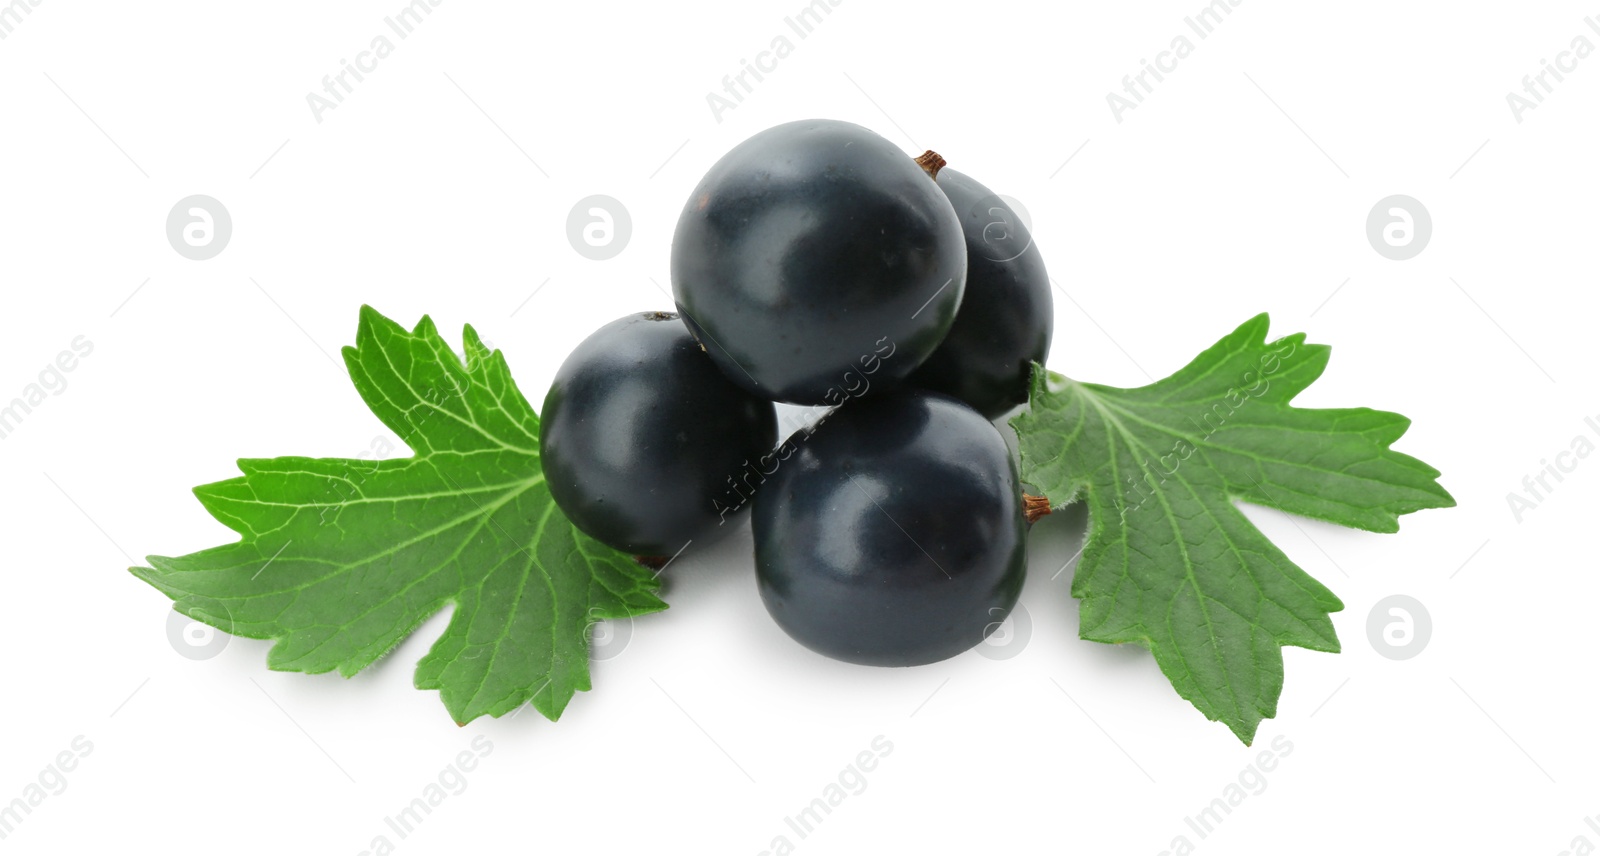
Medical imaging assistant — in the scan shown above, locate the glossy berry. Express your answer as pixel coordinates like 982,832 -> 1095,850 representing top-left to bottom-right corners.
752,390 -> 1026,666
540,312 -> 778,557
671,119 -> 966,406
907,168 -> 1053,418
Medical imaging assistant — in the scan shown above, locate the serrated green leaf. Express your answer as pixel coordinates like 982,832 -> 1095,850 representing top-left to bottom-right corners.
1011,313 -> 1453,743
132,305 -> 665,724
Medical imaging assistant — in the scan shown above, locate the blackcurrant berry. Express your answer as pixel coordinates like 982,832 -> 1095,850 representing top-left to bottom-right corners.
540,312 -> 778,558
907,168 -> 1053,418
671,119 -> 967,406
752,390 -> 1026,666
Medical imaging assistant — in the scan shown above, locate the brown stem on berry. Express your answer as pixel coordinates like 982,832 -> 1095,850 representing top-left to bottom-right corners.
914,150 -> 946,180
634,555 -> 670,570
1023,493 -> 1052,525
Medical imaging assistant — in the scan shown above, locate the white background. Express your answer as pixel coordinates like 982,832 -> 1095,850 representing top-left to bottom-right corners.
1,1 -> 1596,853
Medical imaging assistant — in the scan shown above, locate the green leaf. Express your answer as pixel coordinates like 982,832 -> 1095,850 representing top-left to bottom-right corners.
1011,314 -> 1453,743
132,305 -> 665,724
